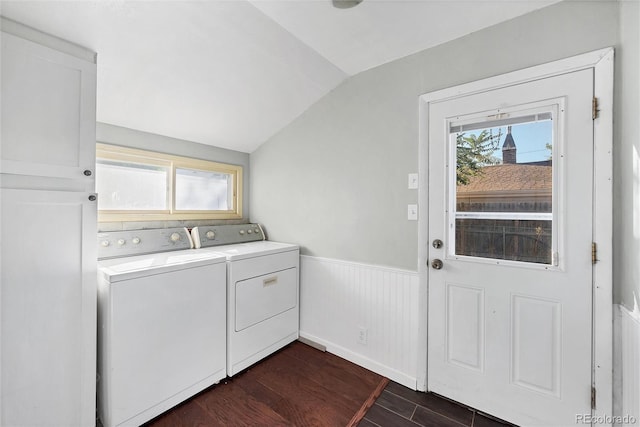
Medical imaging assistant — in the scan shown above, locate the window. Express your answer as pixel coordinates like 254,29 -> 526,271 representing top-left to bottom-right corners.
449,106 -> 557,265
96,143 -> 242,221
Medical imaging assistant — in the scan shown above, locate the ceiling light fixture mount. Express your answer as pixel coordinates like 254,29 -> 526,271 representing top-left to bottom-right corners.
332,0 -> 363,9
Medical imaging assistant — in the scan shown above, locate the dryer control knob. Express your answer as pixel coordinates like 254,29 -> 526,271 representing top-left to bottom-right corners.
117,239 -> 126,246
101,240 -> 110,247
206,230 -> 215,240
239,230 -> 245,235
170,232 -> 181,242
132,237 -> 141,245
247,229 -> 253,234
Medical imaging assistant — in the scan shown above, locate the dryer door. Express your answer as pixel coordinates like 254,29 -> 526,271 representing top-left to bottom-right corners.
235,267 -> 297,331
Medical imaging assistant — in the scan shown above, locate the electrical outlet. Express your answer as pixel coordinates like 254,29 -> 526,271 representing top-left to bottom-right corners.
358,327 -> 368,345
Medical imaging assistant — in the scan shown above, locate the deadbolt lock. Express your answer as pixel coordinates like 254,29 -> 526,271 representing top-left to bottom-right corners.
432,239 -> 443,249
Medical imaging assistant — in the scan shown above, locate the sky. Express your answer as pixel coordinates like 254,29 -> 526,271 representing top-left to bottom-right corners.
486,120 -> 553,164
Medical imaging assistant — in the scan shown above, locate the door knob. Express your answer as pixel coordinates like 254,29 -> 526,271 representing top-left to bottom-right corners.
432,239 -> 443,249
431,259 -> 443,270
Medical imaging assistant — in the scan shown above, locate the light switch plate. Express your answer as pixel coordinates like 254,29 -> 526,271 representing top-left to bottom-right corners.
408,204 -> 418,220
408,173 -> 419,189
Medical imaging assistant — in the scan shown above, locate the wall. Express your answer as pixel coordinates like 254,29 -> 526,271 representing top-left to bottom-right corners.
299,256 -> 419,388
251,0 -> 627,392
615,0 -> 640,312
96,122 -> 251,231
250,0 -> 620,272
617,305 -> 640,427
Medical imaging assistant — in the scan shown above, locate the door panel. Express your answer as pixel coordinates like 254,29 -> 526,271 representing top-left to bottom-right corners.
446,284 -> 484,371
511,294 -> 561,397
428,69 -> 593,426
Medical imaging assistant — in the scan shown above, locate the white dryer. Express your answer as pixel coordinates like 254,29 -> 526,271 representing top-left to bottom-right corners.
97,228 -> 227,427
192,225 -> 299,376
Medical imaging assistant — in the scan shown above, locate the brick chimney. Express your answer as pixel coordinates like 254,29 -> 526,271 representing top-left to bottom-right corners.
502,126 -> 517,164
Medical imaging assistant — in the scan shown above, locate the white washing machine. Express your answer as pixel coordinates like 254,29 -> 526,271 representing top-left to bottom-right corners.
96,228 -> 227,427
191,225 -> 299,376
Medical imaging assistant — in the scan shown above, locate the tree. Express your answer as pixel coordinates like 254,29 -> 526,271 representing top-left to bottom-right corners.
456,129 -> 502,185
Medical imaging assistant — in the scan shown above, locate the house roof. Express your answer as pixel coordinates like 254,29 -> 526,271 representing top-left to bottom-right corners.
458,164 -> 552,194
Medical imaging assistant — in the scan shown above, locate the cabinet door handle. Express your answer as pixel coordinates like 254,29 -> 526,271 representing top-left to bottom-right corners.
88,194 -> 97,202
83,169 -> 92,177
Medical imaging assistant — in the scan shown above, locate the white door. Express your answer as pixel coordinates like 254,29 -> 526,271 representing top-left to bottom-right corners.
427,69 -> 594,426
1,189 -> 97,427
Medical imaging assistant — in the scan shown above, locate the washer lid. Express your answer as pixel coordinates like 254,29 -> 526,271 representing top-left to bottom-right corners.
98,250 -> 226,282
207,241 -> 299,261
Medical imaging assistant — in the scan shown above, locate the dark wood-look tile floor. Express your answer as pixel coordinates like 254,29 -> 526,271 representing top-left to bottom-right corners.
360,381 -> 517,427
137,340 -> 516,427
143,341 -> 385,427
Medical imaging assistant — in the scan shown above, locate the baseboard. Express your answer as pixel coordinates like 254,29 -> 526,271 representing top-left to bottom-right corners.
300,332 -> 417,389
298,336 -> 327,352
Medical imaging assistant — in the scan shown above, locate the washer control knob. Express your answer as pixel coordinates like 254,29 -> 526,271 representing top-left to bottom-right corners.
132,237 -> 141,245
205,230 -> 215,240
117,239 -> 126,246
247,229 -> 253,234
239,230 -> 245,235
101,240 -> 110,247
170,232 -> 181,242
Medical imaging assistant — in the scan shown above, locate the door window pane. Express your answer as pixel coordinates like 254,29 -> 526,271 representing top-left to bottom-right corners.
452,114 -> 554,264
96,160 -> 168,210
175,168 -> 232,211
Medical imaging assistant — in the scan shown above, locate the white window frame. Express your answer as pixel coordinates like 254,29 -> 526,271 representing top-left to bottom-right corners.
448,102 -> 559,268
96,143 -> 243,222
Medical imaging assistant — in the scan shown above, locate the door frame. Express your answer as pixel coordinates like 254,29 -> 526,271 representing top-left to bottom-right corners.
416,48 -> 614,422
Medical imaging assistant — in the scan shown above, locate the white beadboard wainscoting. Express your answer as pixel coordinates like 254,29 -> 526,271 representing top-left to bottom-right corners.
617,304 -> 640,427
299,255 -> 420,389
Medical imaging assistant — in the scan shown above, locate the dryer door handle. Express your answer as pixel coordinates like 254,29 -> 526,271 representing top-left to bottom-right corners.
263,276 -> 278,287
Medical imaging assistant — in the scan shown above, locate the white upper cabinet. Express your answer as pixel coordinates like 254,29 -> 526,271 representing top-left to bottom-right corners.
1,31 -> 97,181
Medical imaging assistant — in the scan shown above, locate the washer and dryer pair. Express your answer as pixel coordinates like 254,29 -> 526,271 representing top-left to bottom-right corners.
97,224 -> 299,427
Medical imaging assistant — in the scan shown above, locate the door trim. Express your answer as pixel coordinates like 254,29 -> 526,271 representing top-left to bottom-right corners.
417,47 -> 614,422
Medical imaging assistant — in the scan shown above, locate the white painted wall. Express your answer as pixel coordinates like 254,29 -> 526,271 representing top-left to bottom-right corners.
617,305 -> 640,426
615,0 -> 640,312
299,256 -> 419,388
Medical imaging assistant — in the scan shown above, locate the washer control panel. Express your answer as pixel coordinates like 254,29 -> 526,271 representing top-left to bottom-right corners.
192,224 -> 264,248
97,227 -> 193,259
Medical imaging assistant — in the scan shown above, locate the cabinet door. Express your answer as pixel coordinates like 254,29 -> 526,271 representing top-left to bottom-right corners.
1,32 -> 96,180
0,189 -> 97,427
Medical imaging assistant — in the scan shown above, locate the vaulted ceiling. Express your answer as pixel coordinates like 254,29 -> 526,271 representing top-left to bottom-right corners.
0,0 -> 559,153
